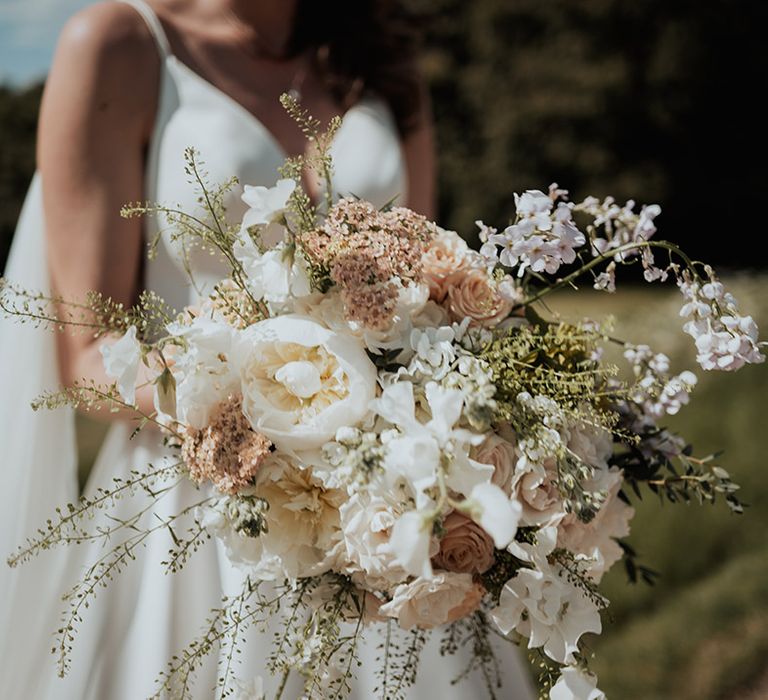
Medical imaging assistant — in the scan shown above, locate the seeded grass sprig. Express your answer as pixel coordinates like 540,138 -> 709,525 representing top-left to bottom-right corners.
57,493 -> 213,677
7,461 -> 183,568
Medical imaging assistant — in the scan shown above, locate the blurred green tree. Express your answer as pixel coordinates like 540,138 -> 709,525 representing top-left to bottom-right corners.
0,82 -> 42,270
1,0 -> 766,269
411,0 -> 766,265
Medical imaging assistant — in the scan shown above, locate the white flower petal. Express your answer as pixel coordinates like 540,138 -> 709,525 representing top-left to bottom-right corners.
384,511 -> 434,579
467,481 -> 521,548
100,326 -> 141,405
550,667 -> 605,700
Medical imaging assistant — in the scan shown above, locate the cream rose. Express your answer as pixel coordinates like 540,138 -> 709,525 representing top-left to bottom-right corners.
338,492 -> 409,589
432,511 -> 495,574
470,431 -> 518,494
234,315 -> 377,450
513,457 -> 567,527
379,573 -> 484,629
446,269 -> 513,328
422,228 -> 474,302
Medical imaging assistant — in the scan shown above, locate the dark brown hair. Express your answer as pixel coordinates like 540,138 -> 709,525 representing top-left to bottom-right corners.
291,0 -> 423,135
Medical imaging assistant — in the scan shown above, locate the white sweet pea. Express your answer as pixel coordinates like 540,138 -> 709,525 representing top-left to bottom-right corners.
493,527 -> 602,664
550,667 -> 605,700
371,381 -> 488,506
465,481 -> 521,548
384,510 -> 434,579
234,315 -> 377,450
234,238 -> 311,306
233,675 -> 266,700
408,325 -> 458,381
240,178 -> 296,248
100,326 -> 141,405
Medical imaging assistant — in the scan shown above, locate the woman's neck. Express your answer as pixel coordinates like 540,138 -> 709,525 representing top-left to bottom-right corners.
220,0 -> 299,57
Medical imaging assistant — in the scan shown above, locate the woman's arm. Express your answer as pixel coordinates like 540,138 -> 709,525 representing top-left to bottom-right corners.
402,77 -> 437,220
38,2 -> 160,417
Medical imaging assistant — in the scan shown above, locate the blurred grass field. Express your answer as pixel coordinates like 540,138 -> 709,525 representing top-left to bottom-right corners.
549,275 -> 768,699
75,275 -> 768,698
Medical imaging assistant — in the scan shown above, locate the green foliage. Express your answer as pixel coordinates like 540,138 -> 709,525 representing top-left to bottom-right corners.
0,81 -> 42,269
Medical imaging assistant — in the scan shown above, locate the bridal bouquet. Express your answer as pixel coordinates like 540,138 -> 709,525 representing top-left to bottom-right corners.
2,98 -> 764,700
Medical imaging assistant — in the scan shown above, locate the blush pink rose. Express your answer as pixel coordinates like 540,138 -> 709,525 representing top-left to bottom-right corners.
445,581 -> 486,625
470,431 -> 518,494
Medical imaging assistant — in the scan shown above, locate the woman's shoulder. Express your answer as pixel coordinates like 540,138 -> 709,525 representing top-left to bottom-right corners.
54,1 -> 162,80
43,1 -> 163,134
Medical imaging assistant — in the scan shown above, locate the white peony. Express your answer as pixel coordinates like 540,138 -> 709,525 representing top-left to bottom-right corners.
167,313 -> 238,428
234,315 -> 377,451
550,667 -> 605,700
378,572 -> 483,629
100,326 -> 141,405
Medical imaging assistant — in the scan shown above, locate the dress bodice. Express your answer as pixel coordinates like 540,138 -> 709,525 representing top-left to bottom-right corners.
122,0 -> 408,310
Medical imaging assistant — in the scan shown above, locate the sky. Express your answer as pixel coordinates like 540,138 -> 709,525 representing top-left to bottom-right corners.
0,0 -> 92,85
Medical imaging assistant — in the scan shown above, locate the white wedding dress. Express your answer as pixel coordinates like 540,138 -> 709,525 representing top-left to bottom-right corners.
0,1 -> 537,698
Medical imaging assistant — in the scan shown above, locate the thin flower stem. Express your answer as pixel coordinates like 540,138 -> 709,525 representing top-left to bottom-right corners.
274,667 -> 292,700
512,240 -> 698,311
647,474 -> 708,486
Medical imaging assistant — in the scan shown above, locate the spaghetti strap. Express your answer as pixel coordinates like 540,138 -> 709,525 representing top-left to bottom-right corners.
116,0 -> 173,59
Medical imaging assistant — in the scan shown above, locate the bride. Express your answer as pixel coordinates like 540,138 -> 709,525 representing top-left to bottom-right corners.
0,1 -> 537,698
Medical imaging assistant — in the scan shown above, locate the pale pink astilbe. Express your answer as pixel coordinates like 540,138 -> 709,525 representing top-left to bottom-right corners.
300,198 -> 434,329
181,394 -> 272,494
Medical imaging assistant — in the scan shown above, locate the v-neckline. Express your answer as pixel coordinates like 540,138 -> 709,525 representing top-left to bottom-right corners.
167,55 -> 363,161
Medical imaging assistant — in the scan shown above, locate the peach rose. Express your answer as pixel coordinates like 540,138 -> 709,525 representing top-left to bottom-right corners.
445,581 -> 485,625
432,511 -> 495,574
470,431 -> 518,494
422,228 -> 473,302
379,572 -> 484,629
361,590 -> 389,625
557,467 -> 634,582
446,269 -> 513,328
